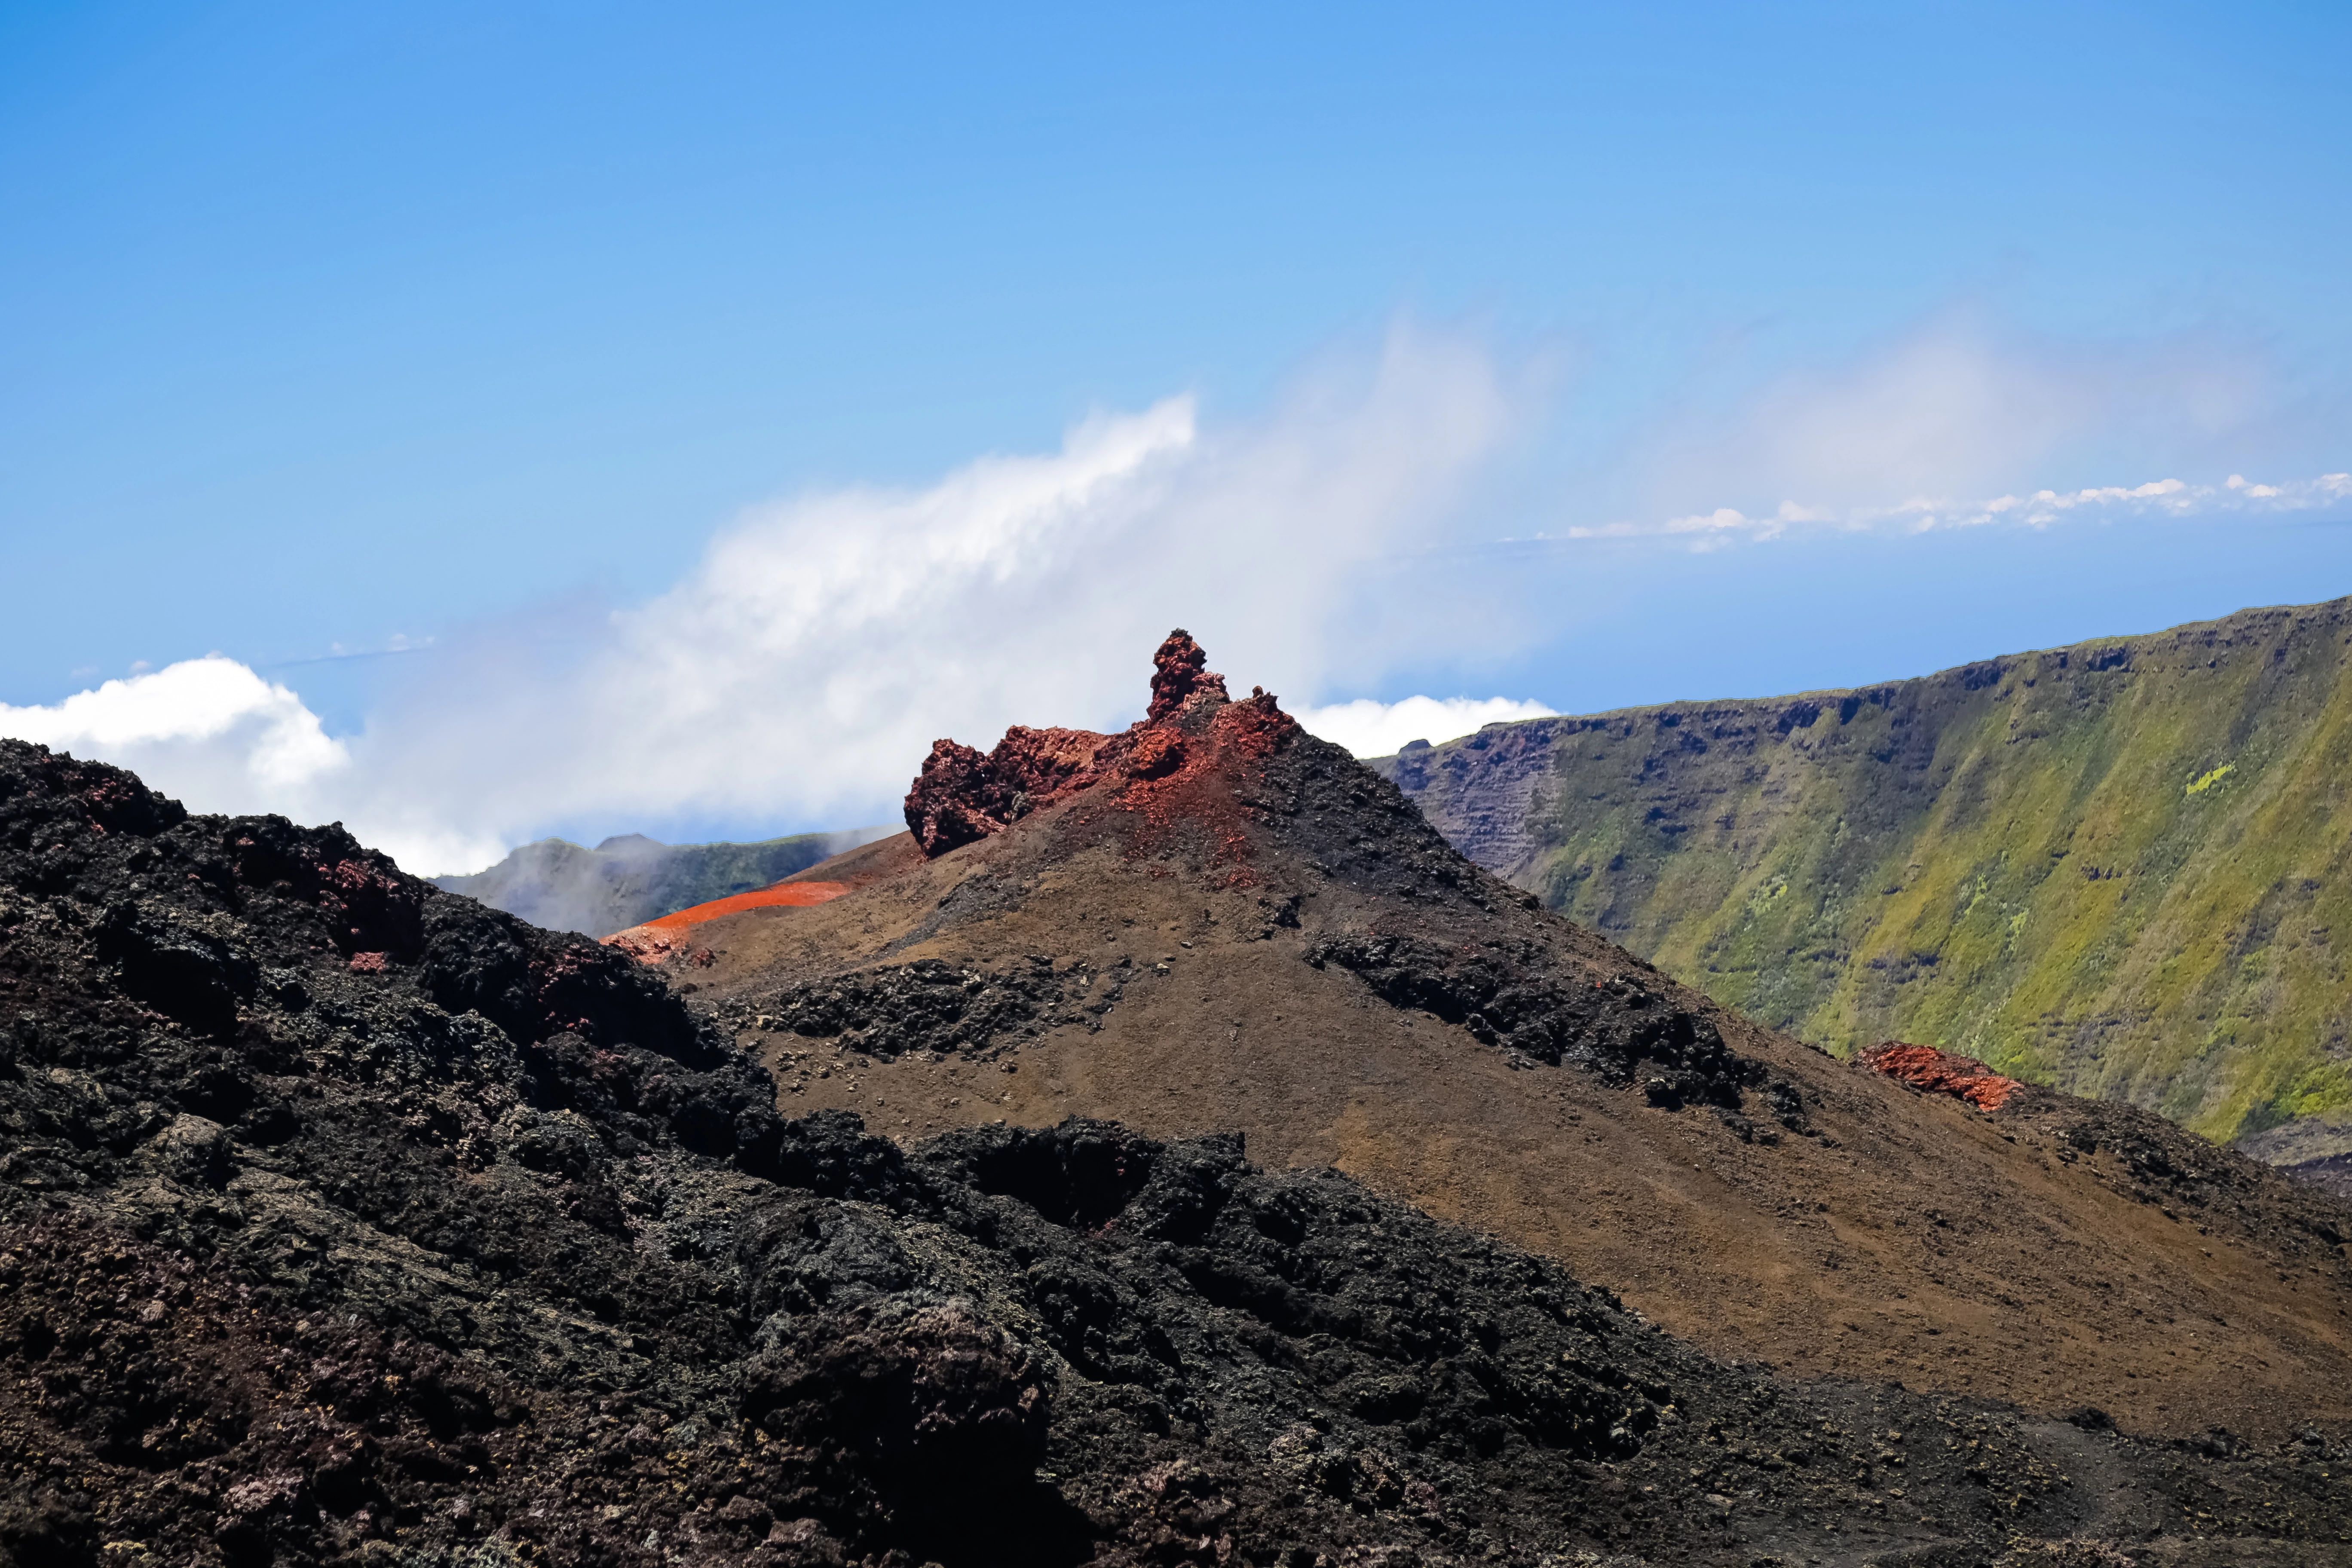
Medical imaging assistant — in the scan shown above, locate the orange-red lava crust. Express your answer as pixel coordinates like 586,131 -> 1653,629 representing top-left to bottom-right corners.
599,881 -> 852,966
643,881 -> 851,929
1858,1042 -> 2024,1111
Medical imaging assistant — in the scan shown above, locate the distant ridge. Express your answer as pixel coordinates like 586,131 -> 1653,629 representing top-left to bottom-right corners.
1375,595 -> 2352,1154
433,826 -> 894,935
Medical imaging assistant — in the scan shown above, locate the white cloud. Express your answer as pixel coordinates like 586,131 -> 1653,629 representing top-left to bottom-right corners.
1293,695 -> 1558,759
1550,468 -> 2352,550
1666,507 -> 1756,535
3,322 -> 1533,875
0,655 -> 351,806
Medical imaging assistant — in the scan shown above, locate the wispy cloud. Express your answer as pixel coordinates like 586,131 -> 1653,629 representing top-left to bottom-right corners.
1293,695 -> 1558,759
1627,310 -> 2280,515
1529,469 -> 2352,549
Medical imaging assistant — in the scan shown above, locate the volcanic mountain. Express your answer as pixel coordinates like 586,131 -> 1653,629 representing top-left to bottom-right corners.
6,637 -> 2352,1565
672,633 -> 2352,1451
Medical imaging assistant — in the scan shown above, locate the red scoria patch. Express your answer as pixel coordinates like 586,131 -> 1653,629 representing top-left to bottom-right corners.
601,928 -> 686,966
1857,1042 -> 2023,1112
640,880 -> 851,929
1124,728 -> 1185,779
1111,691 -> 1297,867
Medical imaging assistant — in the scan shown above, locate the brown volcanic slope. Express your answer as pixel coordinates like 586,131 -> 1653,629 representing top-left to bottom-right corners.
663,635 -> 2352,1445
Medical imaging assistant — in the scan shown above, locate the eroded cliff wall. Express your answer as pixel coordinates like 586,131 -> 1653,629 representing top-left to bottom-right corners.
1378,597 -> 2352,1144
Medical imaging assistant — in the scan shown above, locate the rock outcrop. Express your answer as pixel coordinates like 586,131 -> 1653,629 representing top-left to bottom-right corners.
903,630 -> 1278,857
1144,628 -> 1229,723
903,727 -> 1115,855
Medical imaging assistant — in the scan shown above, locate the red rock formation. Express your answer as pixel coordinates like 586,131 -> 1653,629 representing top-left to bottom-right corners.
1124,727 -> 1185,779
1858,1042 -> 2023,1112
903,726 -> 1122,855
1148,628 -> 1228,724
905,740 -> 1012,856
1109,691 -> 1297,887
902,630 -> 1294,859
992,724 -> 1121,801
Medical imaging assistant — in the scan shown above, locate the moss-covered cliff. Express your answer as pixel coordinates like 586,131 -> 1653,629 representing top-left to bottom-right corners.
1376,597 -> 2352,1144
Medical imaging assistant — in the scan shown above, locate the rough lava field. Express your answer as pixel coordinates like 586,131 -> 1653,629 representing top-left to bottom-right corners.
4,634 -> 2352,1565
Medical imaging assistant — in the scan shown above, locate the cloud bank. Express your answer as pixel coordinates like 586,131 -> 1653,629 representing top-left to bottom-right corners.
4,325 -> 1534,873
1633,312 -> 2281,514
0,656 -> 353,810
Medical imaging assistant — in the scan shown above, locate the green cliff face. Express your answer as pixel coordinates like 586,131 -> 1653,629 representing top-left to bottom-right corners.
1376,598 -> 2352,1145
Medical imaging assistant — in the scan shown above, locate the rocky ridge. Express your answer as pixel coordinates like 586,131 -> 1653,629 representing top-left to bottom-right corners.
902,631 -> 1270,857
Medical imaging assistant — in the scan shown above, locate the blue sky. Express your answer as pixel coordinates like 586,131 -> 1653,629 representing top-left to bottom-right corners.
3,2 -> 2349,869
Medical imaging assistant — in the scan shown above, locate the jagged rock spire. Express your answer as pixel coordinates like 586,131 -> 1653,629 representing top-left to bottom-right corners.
1146,630 -> 1229,725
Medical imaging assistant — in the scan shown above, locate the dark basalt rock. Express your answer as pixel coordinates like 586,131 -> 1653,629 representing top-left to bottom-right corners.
1305,930 -> 1758,1106
3,738 -> 2349,1566
756,956 -> 1131,1061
